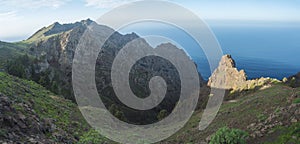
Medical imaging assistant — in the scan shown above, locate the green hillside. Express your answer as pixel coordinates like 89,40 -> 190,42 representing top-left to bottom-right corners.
0,72 -> 110,143
162,83 -> 300,144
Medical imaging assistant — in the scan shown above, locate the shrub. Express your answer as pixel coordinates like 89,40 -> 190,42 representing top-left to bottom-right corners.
108,104 -> 127,121
209,126 -> 248,144
78,129 -> 107,144
293,98 -> 300,104
257,113 -> 267,122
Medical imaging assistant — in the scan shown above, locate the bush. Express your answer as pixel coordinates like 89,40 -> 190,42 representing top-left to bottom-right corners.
293,98 -> 300,104
78,129 -> 107,144
209,126 -> 248,144
108,104 -> 126,121
257,113 -> 267,122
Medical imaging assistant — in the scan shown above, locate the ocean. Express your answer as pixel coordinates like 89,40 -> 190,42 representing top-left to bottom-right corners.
120,22 -> 300,80
210,26 -> 300,80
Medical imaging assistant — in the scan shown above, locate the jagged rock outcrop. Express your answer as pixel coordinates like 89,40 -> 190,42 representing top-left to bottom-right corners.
208,54 -> 247,90
207,54 -> 281,100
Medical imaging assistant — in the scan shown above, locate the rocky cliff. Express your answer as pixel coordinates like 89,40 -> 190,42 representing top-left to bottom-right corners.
207,54 -> 281,100
208,54 -> 247,90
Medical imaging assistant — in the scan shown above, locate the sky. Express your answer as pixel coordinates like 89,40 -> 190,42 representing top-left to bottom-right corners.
1,0 -> 300,42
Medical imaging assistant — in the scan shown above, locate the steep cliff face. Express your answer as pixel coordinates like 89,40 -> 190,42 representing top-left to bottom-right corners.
95,40 -> 184,123
208,54 -> 247,90
14,19 -> 141,100
25,20 -> 93,99
3,19 -> 203,123
207,54 -> 281,101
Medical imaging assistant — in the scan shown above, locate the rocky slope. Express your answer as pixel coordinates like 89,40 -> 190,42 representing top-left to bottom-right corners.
0,72 -> 112,143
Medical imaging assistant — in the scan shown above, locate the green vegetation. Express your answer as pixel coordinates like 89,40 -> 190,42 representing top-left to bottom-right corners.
209,126 -> 248,144
257,113 -> 267,122
24,24 -> 63,44
78,129 -> 108,144
289,77 -> 297,88
0,41 -> 28,69
265,123 -> 300,144
163,83 -> 298,143
0,72 -> 108,142
5,54 -> 34,79
293,98 -> 300,104
108,104 -> 126,121
3,53 -> 69,99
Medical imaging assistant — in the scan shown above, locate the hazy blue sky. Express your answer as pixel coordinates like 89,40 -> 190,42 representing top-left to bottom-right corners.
1,0 -> 300,42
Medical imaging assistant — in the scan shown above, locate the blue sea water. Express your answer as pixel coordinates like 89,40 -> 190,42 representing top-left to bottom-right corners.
211,26 -> 300,80
120,22 -> 300,80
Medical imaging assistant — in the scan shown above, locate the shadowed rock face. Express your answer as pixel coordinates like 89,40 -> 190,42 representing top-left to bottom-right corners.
4,19 -> 204,123
208,54 -> 247,90
95,39 -> 183,124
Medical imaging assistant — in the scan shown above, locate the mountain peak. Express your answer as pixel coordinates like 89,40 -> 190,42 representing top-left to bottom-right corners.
219,54 -> 236,68
26,19 -> 94,42
53,22 -> 61,26
80,18 -> 93,25
44,19 -> 94,36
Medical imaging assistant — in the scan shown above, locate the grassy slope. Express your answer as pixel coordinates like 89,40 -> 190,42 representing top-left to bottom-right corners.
162,84 -> 300,144
0,72 -> 110,143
